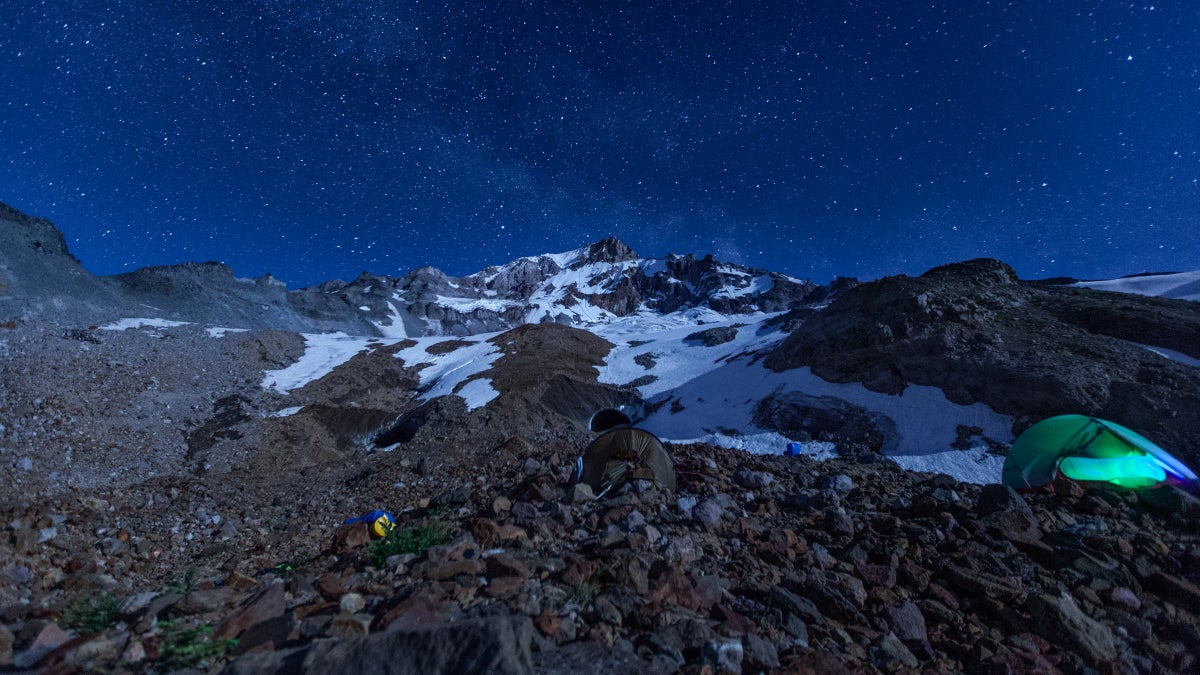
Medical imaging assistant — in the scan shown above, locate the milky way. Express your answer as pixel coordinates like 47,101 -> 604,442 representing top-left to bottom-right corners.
2,1 -> 1197,287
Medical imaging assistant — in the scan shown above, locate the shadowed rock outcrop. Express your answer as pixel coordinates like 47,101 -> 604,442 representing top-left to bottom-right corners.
764,258 -> 1200,468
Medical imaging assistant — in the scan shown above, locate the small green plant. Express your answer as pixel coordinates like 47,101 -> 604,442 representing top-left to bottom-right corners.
268,550 -> 312,578
565,579 -> 597,606
368,521 -> 452,566
166,565 -> 197,601
63,592 -> 122,634
155,619 -> 237,672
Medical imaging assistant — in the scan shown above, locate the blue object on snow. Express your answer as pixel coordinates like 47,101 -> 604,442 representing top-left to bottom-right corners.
785,442 -> 803,457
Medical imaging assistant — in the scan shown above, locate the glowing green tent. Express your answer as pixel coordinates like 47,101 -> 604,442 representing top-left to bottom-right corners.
1002,415 -> 1198,490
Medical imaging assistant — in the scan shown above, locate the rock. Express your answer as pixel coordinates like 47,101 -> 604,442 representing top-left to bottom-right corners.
569,483 -> 596,503
483,576 -> 526,598
223,616 -> 535,675
134,592 -> 183,632
733,469 -> 773,489
856,563 -> 897,589
693,499 -> 725,528
1107,586 -> 1141,612
743,632 -> 780,670
823,508 -> 855,537
224,570 -> 259,592
485,554 -> 531,579
120,591 -> 160,616
976,483 -> 1032,516
873,632 -> 919,669
783,613 -> 809,647
887,600 -> 932,658
822,474 -> 855,496
684,326 -> 739,346
232,613 -> 297,655
12,621 -> 69,669
769,585 -> 824,625
121,639 -> 145,665
1147,571 -> 1200,614
702,639 -> 744,674
215,581 -> 286,640
299,614 -> 333,639
0,624 -> 12,666
314,573 -> 346,600
1027,592 -> 1116,665
333,522 -> 372,552
328,612 -> 374,638
64,632 -> 130,669
980,506 -> 1043,543
533,613 -> 562,638
339,592 -> 366,614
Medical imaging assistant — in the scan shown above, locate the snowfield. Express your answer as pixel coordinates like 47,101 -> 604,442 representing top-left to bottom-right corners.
592,309 -> 1012,485
1074,269 -> 1200,302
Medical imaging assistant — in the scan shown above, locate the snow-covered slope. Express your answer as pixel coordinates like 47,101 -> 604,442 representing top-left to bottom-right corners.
594,310 -> 1012,484
1074,270 -> 1200,302
258,302 -> 1014,484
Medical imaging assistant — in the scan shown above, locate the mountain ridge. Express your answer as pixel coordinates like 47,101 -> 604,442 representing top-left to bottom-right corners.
0,202 -> 830,336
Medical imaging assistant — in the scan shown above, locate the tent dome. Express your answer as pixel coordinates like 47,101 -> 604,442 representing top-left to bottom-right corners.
1002,414 -> 1198,490
588,408 -> 633,433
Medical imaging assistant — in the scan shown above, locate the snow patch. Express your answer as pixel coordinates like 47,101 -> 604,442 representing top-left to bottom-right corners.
395,334 -> 503,408
1074,270 -> 1200,302
263,333 -> 401,394
596,312 -> 784,397
1132,342 -> 1200,368
712,274 -> 773,300
664,431 -> 840,461
888,446 -> 1006,486
205,327 -> 249,338
101,318 -> 193,331
455,377 -> 500,410
435,295 -> 522,313
372,302 -> 409,338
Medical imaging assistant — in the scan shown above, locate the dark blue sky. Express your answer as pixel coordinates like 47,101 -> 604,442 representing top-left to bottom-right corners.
2,1 -> 1197,288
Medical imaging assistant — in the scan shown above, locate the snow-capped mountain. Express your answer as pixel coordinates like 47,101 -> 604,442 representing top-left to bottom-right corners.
312,237 -> 829,337
3,201 -> 1199,495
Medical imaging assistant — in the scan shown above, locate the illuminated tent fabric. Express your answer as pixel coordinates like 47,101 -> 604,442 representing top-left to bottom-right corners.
577,426 -> 677,497
1002,414 -> 1199,490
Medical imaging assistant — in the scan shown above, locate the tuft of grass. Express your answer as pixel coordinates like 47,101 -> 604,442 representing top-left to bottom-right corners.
166,565 -> 197,601
155,619 -> 237,672
565,580 -> 597,606
368,521 -> 452,567
63,592 -> 122,634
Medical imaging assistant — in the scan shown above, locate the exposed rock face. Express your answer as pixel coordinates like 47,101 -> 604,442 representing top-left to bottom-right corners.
764,258 -> 1200,468
753,391 -> 899,453
0,203 -> 122,321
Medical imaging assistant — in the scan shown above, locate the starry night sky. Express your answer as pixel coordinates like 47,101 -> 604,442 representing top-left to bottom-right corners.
2,1 -> 1197,288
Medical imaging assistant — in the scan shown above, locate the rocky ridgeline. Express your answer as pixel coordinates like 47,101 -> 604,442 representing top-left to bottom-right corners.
2,444 -> 1199,674
0,202 -> 824,336
765,258 -> 1200,470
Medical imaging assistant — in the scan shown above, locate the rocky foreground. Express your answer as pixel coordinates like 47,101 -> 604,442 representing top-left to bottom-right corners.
3,440 -> 1199,674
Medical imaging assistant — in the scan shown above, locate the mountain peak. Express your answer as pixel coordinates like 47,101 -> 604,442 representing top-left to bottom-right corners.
580,237 -> 638,265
